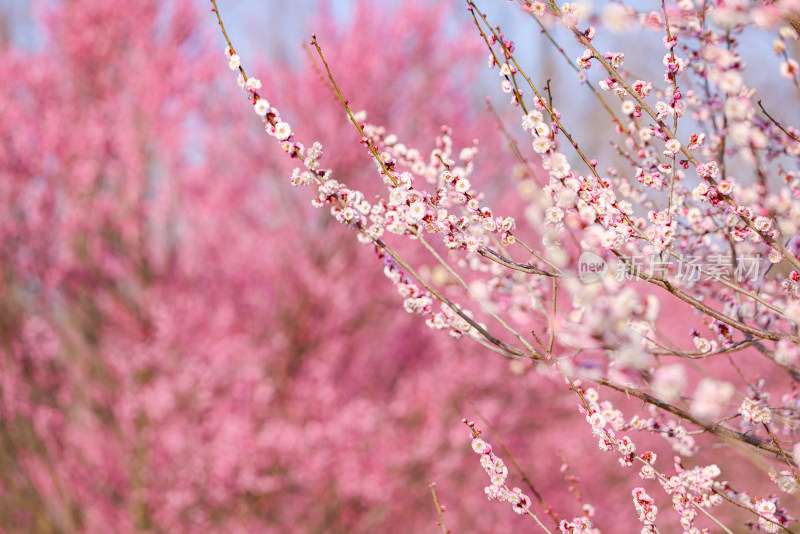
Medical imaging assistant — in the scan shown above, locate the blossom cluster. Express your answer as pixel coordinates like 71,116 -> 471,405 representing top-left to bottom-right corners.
631,487 -> 658,532
220,43 -> 495,343
357,118 -> 518,251
558,516 -> 597,534
578,383 -> 732,532
210,0 -> 800,531
465,421 -> 532,516
739,396 -> 773,425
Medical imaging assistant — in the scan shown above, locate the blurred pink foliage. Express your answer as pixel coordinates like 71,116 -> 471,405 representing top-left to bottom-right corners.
199,0 -> 800,531
0,0 -> 581,532
3,0 -> 798,532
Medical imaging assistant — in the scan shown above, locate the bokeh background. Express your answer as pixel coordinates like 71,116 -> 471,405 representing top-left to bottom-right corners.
1,0 -> 798,532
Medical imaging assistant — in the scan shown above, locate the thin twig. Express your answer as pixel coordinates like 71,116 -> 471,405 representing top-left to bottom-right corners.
594,377 -> 786,457
429,483 -> 450,534
758,99 -> 800,144
465,396 -> 560,527
478,247 -> 559,276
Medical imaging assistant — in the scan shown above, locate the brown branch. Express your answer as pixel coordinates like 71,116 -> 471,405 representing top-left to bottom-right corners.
594,377 -> 785,457
478,247 -> 558,276
429,483 -> 450,534
614,252 -> 799,343
466,396 -> 560,528
758,99 -> 800,144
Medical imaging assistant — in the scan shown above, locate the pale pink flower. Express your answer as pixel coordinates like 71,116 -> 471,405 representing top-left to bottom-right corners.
691,379 -> 734,419
532,136 -> 552,153
406,201 -> 426,222
754,216 -> 773,232
254,99 -> 270,117
530,1 -> 547,17
781,59 -> 799,79
665,138 -> 682,154
274,121 -> 292,141
471,438 -> 489,454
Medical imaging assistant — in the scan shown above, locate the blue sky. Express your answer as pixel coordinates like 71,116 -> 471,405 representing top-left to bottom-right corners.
4,0 -> 797,176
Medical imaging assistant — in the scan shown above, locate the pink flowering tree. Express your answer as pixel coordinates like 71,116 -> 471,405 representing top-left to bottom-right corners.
208,0 -> 800,532
0,0 -> 590,532
5,0 -> 800,532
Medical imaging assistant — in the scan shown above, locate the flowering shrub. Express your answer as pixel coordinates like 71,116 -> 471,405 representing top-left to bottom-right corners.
4,0 -> 800,532
0,0 -> 563,532
210,0 -> 800,532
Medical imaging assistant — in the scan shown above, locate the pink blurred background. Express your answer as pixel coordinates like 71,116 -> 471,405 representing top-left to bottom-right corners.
0,1 -> 793,532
